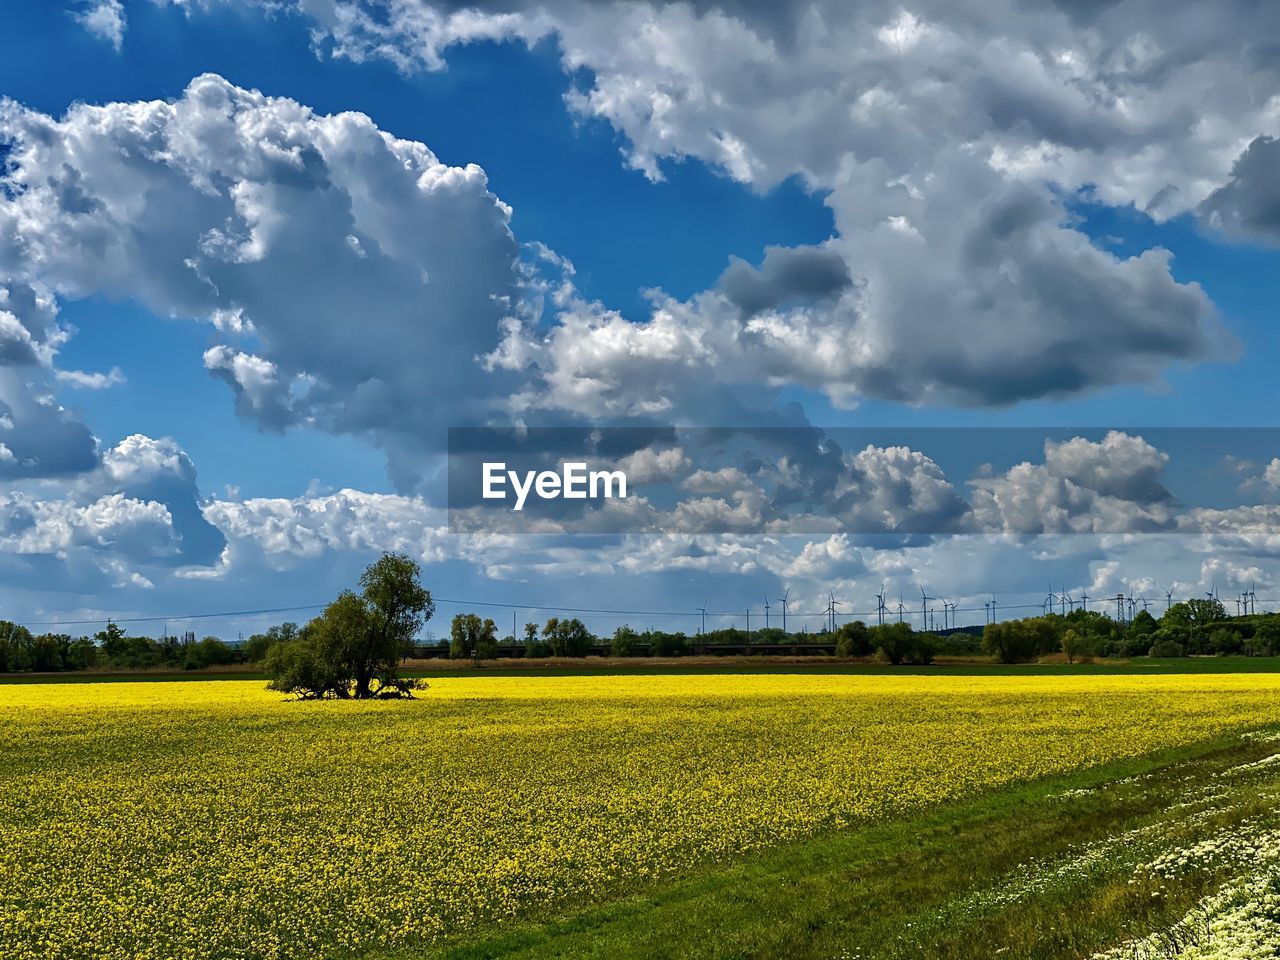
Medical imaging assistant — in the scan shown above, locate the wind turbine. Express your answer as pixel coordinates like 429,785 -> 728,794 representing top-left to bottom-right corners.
896,595 -> 907,623
990,594 -> 999,622
828,591 -> 844,633
874,585 -> 887,626
920,586 -> 936,631
698,600 -> 708,636
1250,583 -> 1258,615
1044,581 -> 1058,616
1165,588 -> 1173,612
776,588 -> 790,633
1080,592 -> 1089,612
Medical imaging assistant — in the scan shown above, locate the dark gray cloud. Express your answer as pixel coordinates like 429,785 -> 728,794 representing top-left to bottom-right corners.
719,246 -> 852,317
1201,136 -> 1280,243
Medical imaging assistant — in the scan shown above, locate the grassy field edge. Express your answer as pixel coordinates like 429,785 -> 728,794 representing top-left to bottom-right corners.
375,728 -> 1280,960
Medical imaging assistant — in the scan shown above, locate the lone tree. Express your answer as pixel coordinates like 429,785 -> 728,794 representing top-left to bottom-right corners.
264,552 -> 434,699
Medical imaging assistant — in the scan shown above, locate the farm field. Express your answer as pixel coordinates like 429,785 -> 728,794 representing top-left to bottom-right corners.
3,674 -> 1280,959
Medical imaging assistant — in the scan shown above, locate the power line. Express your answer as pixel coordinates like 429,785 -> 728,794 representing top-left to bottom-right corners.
17,593 -> 1268,630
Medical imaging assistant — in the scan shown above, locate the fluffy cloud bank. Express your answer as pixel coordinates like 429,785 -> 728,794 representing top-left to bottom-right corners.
0,74 -> 523,488
4,2 -> 1259,473
0,434 -> 225,591
213,0 -> 1264,411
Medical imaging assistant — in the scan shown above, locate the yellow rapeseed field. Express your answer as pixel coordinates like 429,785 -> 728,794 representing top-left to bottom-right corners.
3,673 -> 1280,959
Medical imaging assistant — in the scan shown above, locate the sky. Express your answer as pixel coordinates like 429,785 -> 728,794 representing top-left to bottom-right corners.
2,0 -> 1280,639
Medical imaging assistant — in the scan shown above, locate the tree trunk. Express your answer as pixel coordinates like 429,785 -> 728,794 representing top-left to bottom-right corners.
353,670 -> 372,699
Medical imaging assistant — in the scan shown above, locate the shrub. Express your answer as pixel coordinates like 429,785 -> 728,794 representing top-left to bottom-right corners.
244,622 -> 300,663
611,625 -> 639,657
1207,627 -> 1243,656
1149,638 -> 1187,658
1244,638 -> 1276,657
872,622 -> 914,664
649,632 -> 687,657
1061,628 -> 1087,663
982,618 -> 1063,663
835,621 -> 872,658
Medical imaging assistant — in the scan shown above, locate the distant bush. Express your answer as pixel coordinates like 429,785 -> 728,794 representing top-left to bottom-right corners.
835,621 -> 872,657
1061,628 -> 1092,664
983,616 -> 1062,663
1207,627 -> 1243,656
244,622 -> 301,663
871,622 -> 932,665
1244,638 -> 1276,657
931,630 -> 984,656
649,631 -> 687,657
611,625 -> 640,657
191,636 -> 237,669
1148,638 -> 1187,658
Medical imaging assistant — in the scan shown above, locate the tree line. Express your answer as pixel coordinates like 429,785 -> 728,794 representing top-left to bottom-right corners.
980,598 -> 1279,663
3,574 -> 1278,681
0,620 -> 245,674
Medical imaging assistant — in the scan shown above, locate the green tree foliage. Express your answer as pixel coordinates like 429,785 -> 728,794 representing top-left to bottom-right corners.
265,552 -> 433,699
1060,628 -> 1090,664
262,633 -> 349,699
94,622 -> 129,661
66,636 -> 98,671
648,631 -> 687,657
522,622 -> 547,659
0,621 -> 34,672
871,622 -> 932,664
1183,598 -> 1227,626
754,627 -> 788,645
542,617 -> 595,657
982,616 -> 1062,663
1149,637 -> 1187,658
835,620 -> 872,658
1249,619 -> 1280,656
1206,626 -> 1243,655
611,625 -> 639,657
29,633 -> 65,672
244,622 -> 300,663
1128,609 -> 1158,637
193,636 -> 237,668
475,620 -> 500,659
451,613 -> 488,659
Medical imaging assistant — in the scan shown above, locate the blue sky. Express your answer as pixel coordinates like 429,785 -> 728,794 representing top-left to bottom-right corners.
2,0 -> 1280,637
2,1 -> 834,497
